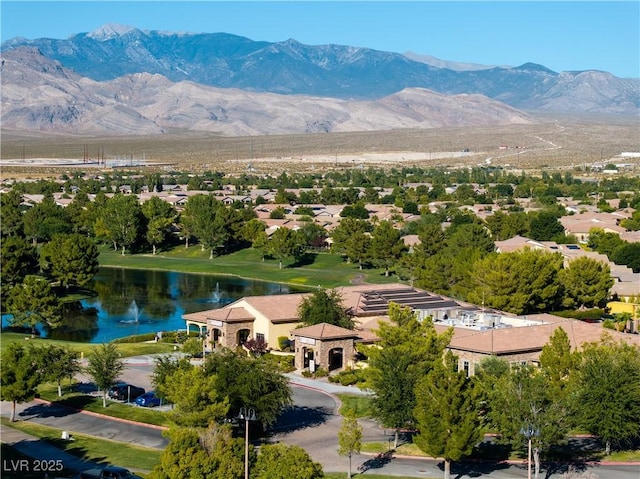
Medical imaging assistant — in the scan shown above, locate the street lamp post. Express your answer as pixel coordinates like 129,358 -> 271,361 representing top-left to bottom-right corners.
239,406 -> 257,479
520,424 -> 540,479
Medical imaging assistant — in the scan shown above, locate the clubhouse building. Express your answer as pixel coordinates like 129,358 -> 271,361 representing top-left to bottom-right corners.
184,283 -> 640,375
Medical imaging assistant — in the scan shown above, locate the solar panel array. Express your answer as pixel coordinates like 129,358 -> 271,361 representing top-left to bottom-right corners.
356,288 -> 459,316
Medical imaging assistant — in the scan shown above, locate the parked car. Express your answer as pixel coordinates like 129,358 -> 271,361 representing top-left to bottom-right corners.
135,391 -> 161,407
79,465 -> 143,479
107,384 -> 145,402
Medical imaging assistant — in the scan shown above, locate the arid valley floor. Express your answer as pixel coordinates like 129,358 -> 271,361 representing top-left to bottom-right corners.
1,116 -> 639,179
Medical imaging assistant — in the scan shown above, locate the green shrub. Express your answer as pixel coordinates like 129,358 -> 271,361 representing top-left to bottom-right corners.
260,353 -> 295,373
113,333 -> 156,343
328,368 -> 367,386
277,336 -> 291,352
182,337 -> 203,357
552,309 -> 604,320
313,367 -> 329,378
339,373 -> 357,386
159,330 -> 198,344
301,367 -> 328,378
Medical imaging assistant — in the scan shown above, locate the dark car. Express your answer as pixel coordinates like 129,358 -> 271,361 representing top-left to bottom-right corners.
107,384 -> 145,402
79,465 -> 143,479
135,391 -> 161,408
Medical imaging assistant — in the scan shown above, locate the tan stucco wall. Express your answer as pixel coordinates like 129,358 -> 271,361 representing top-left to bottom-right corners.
452,349 -> 540,376
268,322 -> 301,348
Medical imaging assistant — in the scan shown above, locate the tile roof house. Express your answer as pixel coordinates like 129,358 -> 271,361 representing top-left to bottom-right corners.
559,211 -> 631,243
620,230 -> 640,243
184,283 -> 639,374
184,292 -> 307,351
494,235 -> 640,303
402,234 -> 421,251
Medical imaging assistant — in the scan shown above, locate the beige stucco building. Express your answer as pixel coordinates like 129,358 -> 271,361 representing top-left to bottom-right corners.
184,283 -> 640,374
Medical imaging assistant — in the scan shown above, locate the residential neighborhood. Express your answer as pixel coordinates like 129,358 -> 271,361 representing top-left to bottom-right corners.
2,166 -> 639,479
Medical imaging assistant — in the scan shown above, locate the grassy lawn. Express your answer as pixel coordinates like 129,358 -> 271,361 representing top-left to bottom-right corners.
606,450 -> 640,462
36,383 -> 172,428
0,331 -> 177,356
1,418 -> 162,473
336,393 -> 374,418
362,441 -> 425,456
99,245 -> 400,289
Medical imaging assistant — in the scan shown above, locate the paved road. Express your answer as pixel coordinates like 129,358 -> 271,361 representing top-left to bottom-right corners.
1,399 -> 168,449
272,381 -> 640,479
2,356 -> 639,479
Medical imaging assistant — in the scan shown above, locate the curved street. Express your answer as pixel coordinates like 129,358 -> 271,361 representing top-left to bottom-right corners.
1,355 -> 639,478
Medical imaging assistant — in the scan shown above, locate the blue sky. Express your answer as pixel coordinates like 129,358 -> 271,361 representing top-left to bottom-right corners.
1,1 -> 638,78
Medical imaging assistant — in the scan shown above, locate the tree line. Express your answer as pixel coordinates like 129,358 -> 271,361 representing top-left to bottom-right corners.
364,304 -> 640,479
14,164 -> 640,203
0,339 -> 323,479
2,163 -> 638,335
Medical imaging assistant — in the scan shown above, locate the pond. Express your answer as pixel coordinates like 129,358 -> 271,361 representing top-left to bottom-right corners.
3,268 -> 305,343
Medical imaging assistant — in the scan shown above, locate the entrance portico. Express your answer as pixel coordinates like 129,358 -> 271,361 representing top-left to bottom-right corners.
292,323 -> 358,372
184,308 -> 256,349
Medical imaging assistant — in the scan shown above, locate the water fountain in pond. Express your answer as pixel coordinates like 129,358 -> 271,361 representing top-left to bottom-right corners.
209,283 -> 221,303
121,300 -> 140,324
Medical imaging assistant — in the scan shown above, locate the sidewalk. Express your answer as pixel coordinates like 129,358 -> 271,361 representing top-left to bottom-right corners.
285,371 -> 373,396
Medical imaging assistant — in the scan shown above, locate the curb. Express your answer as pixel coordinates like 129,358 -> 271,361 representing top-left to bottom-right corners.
30,398 -> 640,468
288,381 -> 343,413
33,398 -> 169,431
361,451 -> 640,467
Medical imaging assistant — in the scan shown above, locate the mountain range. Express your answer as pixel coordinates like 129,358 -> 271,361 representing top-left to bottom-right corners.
1,24 -> 638,136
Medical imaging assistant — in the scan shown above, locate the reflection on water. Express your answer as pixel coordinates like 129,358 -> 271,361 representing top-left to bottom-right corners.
3,267 -> 302,343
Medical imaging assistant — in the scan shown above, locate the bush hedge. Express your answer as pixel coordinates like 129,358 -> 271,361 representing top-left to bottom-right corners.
328,368 -> 367,386
113,330 -> 198,344
551,309 -> 605,321
260,353 -> 295,373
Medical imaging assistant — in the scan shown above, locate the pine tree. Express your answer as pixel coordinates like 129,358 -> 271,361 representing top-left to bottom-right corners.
413,352 -> 484,479
366,303 -> 452,447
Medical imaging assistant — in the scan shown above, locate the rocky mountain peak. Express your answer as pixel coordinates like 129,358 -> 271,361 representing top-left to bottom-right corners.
1,26 -> 638,118
86,23 -> 138,41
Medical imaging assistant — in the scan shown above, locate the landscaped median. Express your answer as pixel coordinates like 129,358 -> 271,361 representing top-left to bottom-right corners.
359,437 -> 640,464
36,386 -> 172,429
